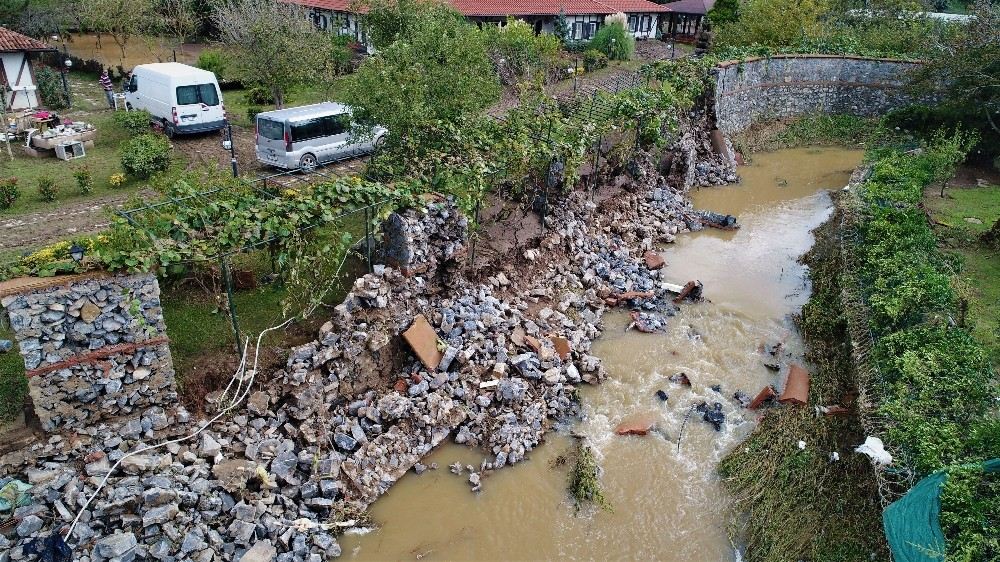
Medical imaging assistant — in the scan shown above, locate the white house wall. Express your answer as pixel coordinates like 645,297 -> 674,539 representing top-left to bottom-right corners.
2,52 -> 39,110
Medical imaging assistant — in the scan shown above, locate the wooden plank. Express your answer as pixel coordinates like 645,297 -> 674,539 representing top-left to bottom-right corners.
402,314 -> 442,371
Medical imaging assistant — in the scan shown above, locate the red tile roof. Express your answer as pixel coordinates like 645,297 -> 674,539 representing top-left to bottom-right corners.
285,0 -> 669,17
0,26 -> 55,53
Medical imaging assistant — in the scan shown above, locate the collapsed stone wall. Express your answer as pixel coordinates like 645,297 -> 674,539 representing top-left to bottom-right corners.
0,147 -> 716,561
1,273 -> 176,432
714,55 -> 929,135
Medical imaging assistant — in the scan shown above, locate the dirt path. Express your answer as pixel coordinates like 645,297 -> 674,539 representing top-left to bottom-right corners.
0,191 -> 134,254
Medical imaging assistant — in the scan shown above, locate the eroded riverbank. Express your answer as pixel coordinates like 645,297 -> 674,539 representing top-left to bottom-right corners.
339,147 -> 862,561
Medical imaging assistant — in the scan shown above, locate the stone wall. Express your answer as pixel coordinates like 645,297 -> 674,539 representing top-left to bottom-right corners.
713,55 -> 928,135
1,272 -> 176,432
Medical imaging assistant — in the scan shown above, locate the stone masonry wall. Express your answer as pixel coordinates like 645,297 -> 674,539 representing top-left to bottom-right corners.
1,272 -> 176,432
714,55 -> 929,135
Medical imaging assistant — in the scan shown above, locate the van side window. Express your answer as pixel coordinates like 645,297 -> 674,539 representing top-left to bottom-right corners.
176,84 -> 220,106
291,118 -> 325,142
326,114 -> 350,136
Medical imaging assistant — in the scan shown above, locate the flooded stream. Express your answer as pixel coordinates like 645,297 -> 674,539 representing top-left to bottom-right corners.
62,33 -> 204,68
339,147 -> 862,561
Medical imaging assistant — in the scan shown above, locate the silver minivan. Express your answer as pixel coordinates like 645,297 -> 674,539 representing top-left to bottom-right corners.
255,102 -> 387,171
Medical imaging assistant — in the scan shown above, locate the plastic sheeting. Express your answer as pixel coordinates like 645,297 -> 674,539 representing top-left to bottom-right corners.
883,459 -> 1000,562
0,479 -> 32,512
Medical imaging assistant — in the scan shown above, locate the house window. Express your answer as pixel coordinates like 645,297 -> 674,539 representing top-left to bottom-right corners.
585,22 -> 596,39
628,15 -> 638,32
573,21 -> 583,40
641,15 -> 652,32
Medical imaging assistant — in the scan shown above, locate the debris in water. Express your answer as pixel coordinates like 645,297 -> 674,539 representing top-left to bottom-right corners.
710,384 -> 722,393
778,364 -> 810,405
733,390 -> 751,408
749,385 -> 778,410
449,462 -> 463,475
627,310 -> 664,333
614,413 -> 657,436
669,372 -> 692,386
764,363 -> 781,372
698,210 -> 740,230
655,390 -> 668,402
672,280 -> 705,304
697,401 -> 725,431
569,442 -> 612,513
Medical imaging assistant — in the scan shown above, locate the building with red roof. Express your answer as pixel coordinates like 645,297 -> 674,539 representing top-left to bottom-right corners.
0,26 -> 56,111
284,0 -> 672,44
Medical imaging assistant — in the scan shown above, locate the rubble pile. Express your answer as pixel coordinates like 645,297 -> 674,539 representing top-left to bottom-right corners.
2,133 -> 721,560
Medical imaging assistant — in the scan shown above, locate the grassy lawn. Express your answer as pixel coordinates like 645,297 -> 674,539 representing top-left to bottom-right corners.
924,182 -> 1000,368
0,73 -> 149,214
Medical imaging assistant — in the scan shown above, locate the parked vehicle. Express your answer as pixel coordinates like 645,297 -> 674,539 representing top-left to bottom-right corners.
254,102 -> 387,171
124,63 -> 226,138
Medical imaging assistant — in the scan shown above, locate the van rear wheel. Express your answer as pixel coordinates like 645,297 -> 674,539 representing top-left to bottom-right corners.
163,121 -> 176,139
299,153 -> 318,172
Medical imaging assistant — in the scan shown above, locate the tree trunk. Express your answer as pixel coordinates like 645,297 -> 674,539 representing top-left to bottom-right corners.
274,86 -> 284,109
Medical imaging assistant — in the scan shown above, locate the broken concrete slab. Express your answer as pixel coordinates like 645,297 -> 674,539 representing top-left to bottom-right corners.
749,385 -> 777,410
672,280 -> 704,304
402,315 -> 442,371
779,364 -> 809,405
643,251 -> 665,270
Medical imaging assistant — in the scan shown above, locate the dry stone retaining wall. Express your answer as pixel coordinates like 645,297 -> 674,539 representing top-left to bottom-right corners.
1,272 -> 176,432
714,55 -> 929,135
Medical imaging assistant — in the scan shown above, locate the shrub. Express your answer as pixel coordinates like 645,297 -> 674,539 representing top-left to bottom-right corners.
109,173 -> 126,188
34,66 -> 68,110
37,176 -> 58,202
246,106 -> 263,122
0,177 -> 18,210
73,166 -> 94,195
589,21 -> 634,60
244,86 -> 275,106
113,110 -> 152,137
583,49 -> 608,72
120,134 -> 172,179
482,19 -> 563,85
196,49 -> 229,80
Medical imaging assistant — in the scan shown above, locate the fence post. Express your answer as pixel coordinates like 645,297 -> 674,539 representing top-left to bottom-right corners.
219,256 -> 243,356
364,206 -> 373,274
470,199 -> 481,270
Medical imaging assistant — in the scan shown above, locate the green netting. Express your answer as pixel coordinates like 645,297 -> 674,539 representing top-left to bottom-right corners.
883,459 -> 1000,562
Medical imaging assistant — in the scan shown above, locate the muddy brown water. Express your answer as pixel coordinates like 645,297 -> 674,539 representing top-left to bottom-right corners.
339,147 -> 863,561
62,34 -> 205,68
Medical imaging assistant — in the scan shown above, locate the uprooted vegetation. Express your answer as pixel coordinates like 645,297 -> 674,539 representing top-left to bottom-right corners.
568,440 -> 613,513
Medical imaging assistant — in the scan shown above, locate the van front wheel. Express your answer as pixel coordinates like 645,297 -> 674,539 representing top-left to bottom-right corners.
299,153 -> 318,172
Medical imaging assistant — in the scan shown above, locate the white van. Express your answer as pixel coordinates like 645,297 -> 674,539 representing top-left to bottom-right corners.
124,63 -> 226,138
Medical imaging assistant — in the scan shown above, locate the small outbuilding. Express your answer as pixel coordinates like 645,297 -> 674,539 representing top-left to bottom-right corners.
662,0 -> 714,40
0,26 -> 56,111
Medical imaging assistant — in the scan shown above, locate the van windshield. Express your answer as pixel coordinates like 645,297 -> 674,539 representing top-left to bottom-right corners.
176,84 -> 219,106
257,118 -> 284,141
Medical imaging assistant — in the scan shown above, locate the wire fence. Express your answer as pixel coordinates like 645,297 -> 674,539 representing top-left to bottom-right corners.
837,168 -> 914,510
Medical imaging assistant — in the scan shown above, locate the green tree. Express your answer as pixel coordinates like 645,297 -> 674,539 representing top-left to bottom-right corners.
213,0 -> 327,108
553,8 -> 570,44
910,1 -> 1000,138
715,0 -> 829,48
708,0 -> 739,25
344,3 -> 499,156
357,0 -> 464,50
589,18 -> 634,60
